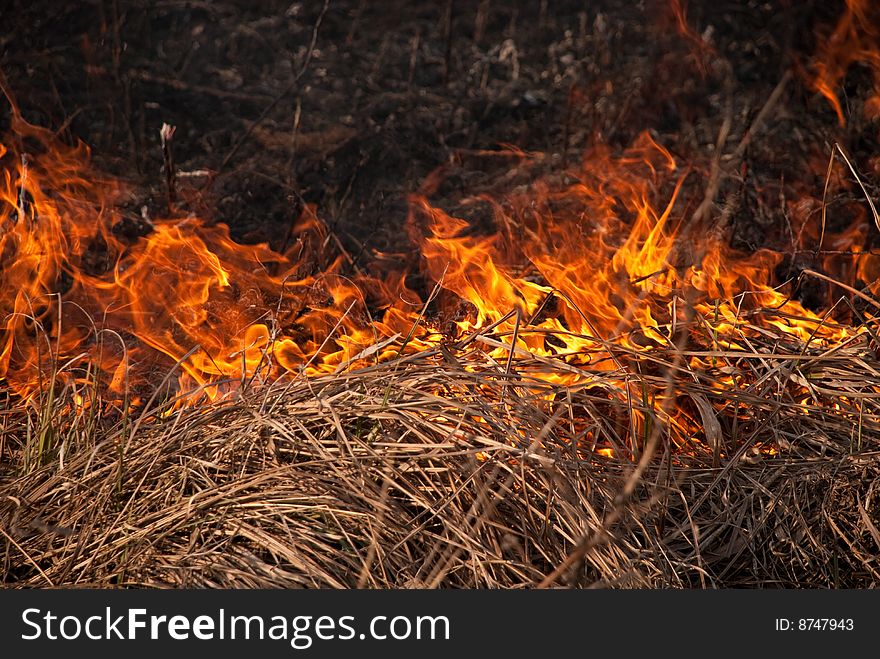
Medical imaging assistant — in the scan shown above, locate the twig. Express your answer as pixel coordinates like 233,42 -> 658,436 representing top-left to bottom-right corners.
832,142 -> 880,233
800,268 -> 880,311
688,70 -> 792,233
159,123 -> 176,211
819,147 -> 835,251
729,70 -> 792,164
407,28 -> 421,91
500,306 -> 521,404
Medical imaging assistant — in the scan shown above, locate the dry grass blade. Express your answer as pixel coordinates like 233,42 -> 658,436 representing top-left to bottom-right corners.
2,302 -> 878,589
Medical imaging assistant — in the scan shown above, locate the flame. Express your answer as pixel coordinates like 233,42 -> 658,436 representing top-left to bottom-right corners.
667,0 -> 716,77
1,4 -> 878,461
0,105 -> 412,406
810,0 -> 880,125
405,128 -> 865,453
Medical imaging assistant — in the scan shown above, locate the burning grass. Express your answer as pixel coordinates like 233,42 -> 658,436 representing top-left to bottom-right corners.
3,0 -> 880,588
4,128 -> 880,589
3,305 -> 880,587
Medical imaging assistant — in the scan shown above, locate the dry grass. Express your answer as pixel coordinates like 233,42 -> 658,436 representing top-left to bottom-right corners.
2,311 -> 880,589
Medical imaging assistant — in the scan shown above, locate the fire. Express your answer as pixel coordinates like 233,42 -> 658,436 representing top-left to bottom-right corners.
810,0 -> 880,125
0,100 -> 406,406
406,129 -> 867,453
1,4 -> 878,462
667,0 -> 716,77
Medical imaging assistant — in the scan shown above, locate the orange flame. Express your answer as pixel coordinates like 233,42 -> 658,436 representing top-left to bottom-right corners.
404,127 -> 865,453
810,0 -> 880,125
668,0 -> 716,77
0,105 -> 418,406
0,101 -> 870,452
0,3 -> 876,461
